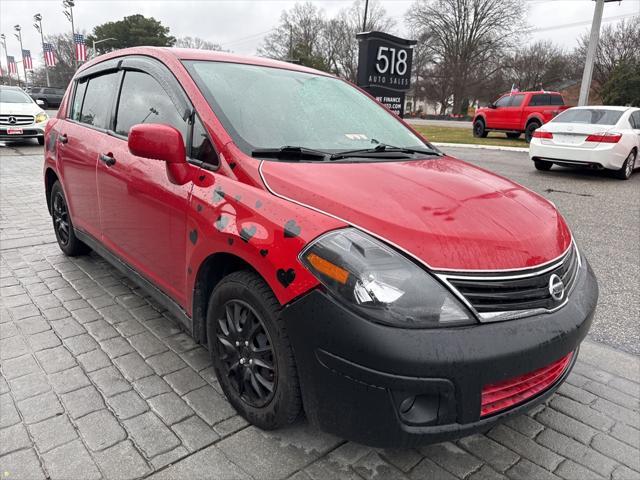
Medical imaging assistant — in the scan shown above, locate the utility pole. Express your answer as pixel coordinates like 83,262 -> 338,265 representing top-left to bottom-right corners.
33,14 -> 50,87
362,0 -> 370,32
63,0 -> 77,69
0,33 -> 11,86
578,0 -> 607,106
13,25 -> 27,86
288,23 -> 293,60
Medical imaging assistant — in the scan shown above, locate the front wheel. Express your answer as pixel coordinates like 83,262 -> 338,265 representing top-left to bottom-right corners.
525,122 -> 541,143
50,181 -> 90,256
534,159 -> 553,171
473,119 -> 488,138
615,150 -> 636,180
207,271 -> 302,430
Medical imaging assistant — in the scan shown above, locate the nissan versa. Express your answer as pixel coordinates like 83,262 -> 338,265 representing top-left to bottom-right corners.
43,47 -> 598,447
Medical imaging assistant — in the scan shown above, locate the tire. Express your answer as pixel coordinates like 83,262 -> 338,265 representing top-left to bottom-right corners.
615,149 -> 636,180
207,270 -> 302,430
473,119 -> 488,138
525,122 -> 541,143
37,136 -> 45,146
506,132 -> 521,139
50,181 -> 90,256
534,159 -> 553,171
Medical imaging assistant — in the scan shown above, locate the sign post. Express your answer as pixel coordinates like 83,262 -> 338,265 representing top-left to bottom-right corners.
356,31 -> 416,118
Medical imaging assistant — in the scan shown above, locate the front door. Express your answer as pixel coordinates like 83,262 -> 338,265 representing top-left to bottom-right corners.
96,68 -> 195,304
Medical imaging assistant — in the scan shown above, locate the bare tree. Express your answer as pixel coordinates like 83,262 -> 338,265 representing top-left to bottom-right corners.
406,0 -> 525,114
31,32 -> 82,88
504,41 -> 572,91
575,17 -> 640,89
175,36 -> 224,51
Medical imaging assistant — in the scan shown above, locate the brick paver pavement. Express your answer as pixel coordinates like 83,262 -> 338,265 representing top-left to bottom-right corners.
1,150 -> 639,480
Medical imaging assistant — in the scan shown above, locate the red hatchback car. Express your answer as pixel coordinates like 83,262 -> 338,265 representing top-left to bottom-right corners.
44,48 -> 598,447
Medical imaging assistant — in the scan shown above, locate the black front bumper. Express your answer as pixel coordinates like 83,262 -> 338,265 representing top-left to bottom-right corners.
282,258 -> 598,447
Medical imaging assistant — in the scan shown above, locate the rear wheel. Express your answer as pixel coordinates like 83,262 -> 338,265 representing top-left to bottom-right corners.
525,121 -> 541,143
473,119 -> 488,138
50,181 -> 90,256
534,159 -> 553,171
506,132 -> 520,139
207,271 -> 301,430
615,150 -> 636,180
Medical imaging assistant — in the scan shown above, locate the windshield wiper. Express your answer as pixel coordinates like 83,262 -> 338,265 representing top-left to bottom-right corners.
330,143 -> 441,161
252,146 -> 329,161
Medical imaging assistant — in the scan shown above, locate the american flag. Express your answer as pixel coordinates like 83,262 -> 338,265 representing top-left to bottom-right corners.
22,50 -> 33,70
74,34 -> 87,62
7,55 -> 17,75
43,43 -> 57,67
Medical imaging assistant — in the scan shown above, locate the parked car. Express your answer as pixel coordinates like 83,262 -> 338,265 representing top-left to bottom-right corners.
28,86 -> 66,108
473,91 -> 570,142
44,47 -> 598,447
1,85 -> 49,144
530,106 -> 640,180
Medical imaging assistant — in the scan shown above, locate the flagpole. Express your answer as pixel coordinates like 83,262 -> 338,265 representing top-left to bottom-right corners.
63,1 -> 77,69
13,25 -> 27,86
34,14 -> 50,87
0,33 -> 11,86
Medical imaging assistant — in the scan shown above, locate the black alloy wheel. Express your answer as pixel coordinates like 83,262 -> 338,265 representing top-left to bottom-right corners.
216,299 -> 276,407
473,119 -> 488,138
52,190 -> 70,246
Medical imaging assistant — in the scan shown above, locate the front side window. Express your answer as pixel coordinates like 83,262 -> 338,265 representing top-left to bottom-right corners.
510,94 -> 525,107
115,70 -> 187,143
184,61 -> 428,155
494,95 -> 511,108
79,73 -> 118,129
552,108 -> 624,126
0,89 -> 33,103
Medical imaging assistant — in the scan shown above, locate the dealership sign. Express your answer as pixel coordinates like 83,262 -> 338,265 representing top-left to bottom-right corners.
356,31 -> 416,117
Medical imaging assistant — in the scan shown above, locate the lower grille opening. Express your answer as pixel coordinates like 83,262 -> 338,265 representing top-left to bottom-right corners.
480,352 -> 573,417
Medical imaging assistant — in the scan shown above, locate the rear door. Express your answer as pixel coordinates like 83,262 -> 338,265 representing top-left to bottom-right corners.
96,59 -> 199,304
56,71 -> 119,239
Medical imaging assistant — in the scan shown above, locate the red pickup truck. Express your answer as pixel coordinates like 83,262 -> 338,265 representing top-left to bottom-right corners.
473,91 -> 570,143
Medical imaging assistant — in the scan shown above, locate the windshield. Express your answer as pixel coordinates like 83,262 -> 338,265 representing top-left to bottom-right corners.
552,108 -> 623,126
184,61 -> 429,157
0,89 -> 33,104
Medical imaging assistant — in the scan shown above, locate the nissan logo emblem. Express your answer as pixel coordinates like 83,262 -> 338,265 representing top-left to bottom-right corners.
548,274 -> 565,302
8,116 -> 17,124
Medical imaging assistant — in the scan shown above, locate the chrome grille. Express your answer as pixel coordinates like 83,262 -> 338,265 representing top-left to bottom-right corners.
439,244 -> 580,322
0,114 -> 35,126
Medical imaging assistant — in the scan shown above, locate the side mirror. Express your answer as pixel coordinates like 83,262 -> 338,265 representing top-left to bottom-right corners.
128,123 -> 190,185
36,99 -> 45,106
488,103 -> 497,109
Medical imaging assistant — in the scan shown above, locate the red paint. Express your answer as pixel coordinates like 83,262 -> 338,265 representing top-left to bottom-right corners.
480,352 -> 573,417
261,157 -> 572,270
474,91 -> 569,133
44,46 -> 573,321
585,132 -> 622,144
533,130 -> 554,139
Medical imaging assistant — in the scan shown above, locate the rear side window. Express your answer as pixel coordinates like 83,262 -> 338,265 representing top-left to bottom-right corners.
630,111 -> 640,129
79,73 -> 118,129
549,95 -> 564,106
510,94 -> 525,107
115,70 -> 188,143
70,80 -> 87,122
552,109 -> 624,125
530,94 -> 549,106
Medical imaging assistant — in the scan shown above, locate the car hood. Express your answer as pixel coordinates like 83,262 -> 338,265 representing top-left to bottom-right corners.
0,102 -> 41,115
260,156 -> 572,270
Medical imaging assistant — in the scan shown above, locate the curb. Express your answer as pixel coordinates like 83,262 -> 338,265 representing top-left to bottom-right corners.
433,142 -> 529,153
581,339 -> 639,382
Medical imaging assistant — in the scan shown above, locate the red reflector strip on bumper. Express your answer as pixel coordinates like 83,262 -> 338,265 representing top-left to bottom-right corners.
480,352 -> 573,417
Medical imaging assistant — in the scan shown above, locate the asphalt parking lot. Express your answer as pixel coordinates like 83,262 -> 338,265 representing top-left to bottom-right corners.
1,140 -> 639,480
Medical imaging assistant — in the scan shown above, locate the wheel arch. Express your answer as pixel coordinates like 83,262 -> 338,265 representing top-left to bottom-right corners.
191,251 -> 264,345
525,115 -> 543,127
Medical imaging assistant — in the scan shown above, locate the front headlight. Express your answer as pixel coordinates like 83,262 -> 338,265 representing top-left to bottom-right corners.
300,228 -> 475,328
35,112 -> 48,123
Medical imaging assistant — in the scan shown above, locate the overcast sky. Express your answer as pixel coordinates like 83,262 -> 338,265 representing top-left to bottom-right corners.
1,0 -> 638,69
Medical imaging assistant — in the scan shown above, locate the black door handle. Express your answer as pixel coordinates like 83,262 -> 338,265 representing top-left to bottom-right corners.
99,153 -> 116,167
58,134 -> 68,144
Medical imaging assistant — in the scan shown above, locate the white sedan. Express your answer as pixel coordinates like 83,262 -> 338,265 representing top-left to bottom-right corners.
529,106 -> 640,180
0,86 -> 49,145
